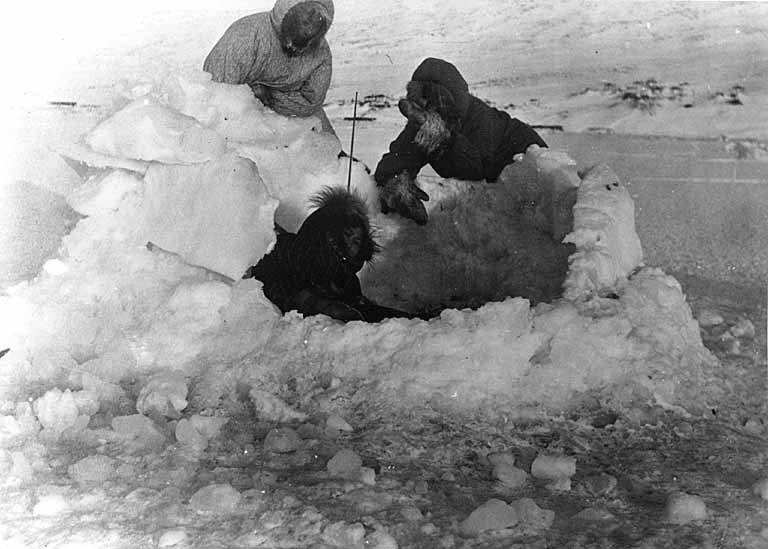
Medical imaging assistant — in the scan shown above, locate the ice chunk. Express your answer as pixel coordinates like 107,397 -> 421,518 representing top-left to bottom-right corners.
176,415 -> 228,453
142,153 -> 278,279
68,455 -> 116,484
57,142 -> 150,177
164,71 -> 321,145
67,170 -> 142,217
189,484 -> 242,514
136,371 -> 188,418
237,133 -> 374,233
564,164 -> 643,300
33,388 -> 88,435
85,96 -> 226,164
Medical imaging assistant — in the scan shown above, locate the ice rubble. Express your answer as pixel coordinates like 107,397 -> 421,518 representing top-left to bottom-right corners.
0,71 -> 719,439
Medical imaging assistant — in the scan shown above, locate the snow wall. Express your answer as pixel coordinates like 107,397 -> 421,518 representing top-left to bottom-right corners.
0,71 -> 719,432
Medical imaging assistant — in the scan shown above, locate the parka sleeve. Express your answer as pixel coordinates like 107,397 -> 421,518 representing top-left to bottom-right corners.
203,19 -> 257,85
434,132 -> 487,181
265,55 -> 332,117
373,122 -> 430,184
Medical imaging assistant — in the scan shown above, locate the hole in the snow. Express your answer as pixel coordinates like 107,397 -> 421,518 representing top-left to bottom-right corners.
363,160 -> 578,316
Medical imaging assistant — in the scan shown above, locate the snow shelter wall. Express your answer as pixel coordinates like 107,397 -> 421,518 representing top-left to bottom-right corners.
0,71 -> 718,422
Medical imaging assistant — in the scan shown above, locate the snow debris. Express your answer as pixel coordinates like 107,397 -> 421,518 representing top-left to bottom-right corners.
321,520 -> 366,548
327,448 -> 363,478
508,498 -> 556,530
492,462 -> 529,490
359,467 -> 377,486
752,478 -> 768,501
743,418 -> 764,435
572,507 -> 616,521
67,455 -> 117,485
175,415 -> 227,453
730,317 -> 756,339
33,389 -> 93,437
263,426 -> 301,454
696,309 -> 724,328
400,506 -> 424,522
136,371 -> 188,419
326,414 -> 354,432
460,497 -> 554,536
111,414 -> 166,453
530,454 -> 577,480
157,529 -> 188,548
32,493 -> 71,517
579,473 -> 618,497
663,492 -> 708,524
8,451 -> 34,482
188,483 -> 242,514
364,530 -> 399,549
460,499 -> 518,536
249,388 -> 308,423
487,452 -> 516,468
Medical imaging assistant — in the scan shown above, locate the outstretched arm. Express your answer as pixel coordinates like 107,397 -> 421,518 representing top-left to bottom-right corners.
373,122 -> 429,184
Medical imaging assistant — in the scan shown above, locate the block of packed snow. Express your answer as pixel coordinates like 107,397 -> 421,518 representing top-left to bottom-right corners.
164,71 -> 322,145
133,281 -> 235,369
33,388 -> 87,435
563,164 -> 643,300
57,143 -> 150,178
136,371 -> 188,418
141,153 -> 278,279
237,135 -> 376,233
85,96 -> 226,164
67,170 -> 142,216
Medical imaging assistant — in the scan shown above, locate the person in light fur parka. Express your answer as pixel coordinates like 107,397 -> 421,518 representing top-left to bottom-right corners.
204,0 -> 335,132
374,57 -> 548,224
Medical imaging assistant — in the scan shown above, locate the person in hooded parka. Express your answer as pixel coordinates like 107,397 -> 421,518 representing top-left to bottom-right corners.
373,57 -> 548,224
204,0 -> 336,133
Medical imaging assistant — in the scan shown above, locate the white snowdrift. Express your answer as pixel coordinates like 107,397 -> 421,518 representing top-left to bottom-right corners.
0,71 -> 718,435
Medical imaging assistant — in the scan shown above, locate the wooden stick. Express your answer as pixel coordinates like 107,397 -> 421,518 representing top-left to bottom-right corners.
347,92 -> 358,192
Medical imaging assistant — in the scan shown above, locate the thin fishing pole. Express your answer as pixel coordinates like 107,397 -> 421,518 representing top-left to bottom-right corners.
347,91 -> 358,192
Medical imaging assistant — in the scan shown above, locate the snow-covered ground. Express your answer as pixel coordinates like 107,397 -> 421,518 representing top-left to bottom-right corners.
1,2 -> 767,549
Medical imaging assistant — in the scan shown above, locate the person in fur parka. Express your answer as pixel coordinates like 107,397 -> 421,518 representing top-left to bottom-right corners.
204,0 -> 335,132
374,57 -> 548,224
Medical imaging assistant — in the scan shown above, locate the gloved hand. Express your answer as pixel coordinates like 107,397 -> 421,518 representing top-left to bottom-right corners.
379,171 -> 429,225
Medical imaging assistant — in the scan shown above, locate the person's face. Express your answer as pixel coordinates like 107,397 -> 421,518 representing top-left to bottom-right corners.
280,2 -> 329,56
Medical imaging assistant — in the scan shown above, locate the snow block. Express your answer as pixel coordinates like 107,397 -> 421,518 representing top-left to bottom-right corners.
564,164 -> 644,300
85,96 -> 226,164
67,170 -> 142,217
142,153 -> 278,280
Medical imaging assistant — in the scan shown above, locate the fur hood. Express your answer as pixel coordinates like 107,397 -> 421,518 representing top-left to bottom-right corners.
409,57 -> 471,121
270,0 -> 335,30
